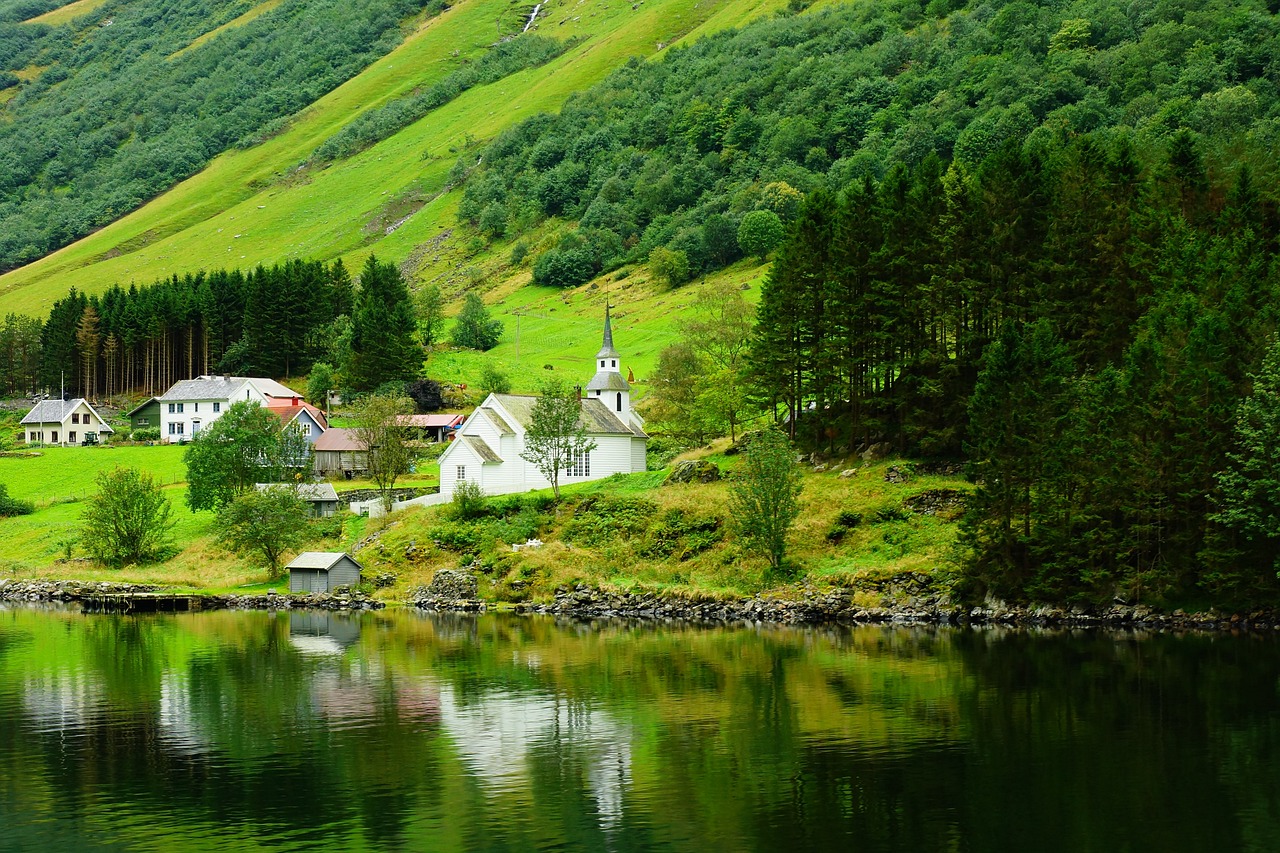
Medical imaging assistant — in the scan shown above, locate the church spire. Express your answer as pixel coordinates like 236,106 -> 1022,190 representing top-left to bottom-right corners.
596,301 -> 620,360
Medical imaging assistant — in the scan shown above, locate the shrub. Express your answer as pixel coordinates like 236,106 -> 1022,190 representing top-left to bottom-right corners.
451,479 -> 487,520
649,246 -> 691,286
0,483 -> 34,517
562,496 -> 657,546
80,468 -> 174,566
131,427 -> 161,442
638,508 -> 723,559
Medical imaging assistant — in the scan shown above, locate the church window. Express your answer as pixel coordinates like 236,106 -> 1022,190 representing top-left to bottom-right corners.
567,451 -> 590,477
457,465 -> 467,481
611,360 -> 616,367
616,393 -> 622,412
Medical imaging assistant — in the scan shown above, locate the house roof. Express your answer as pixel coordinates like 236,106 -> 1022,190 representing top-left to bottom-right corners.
286,552 -> 361,571
159,376 -> 247,401
158,375 -> 301,402
313,427 -> 365,452
490,394 -> 645,437
20,399 -> 114,431
395,414 -> 466,428
125,397 -> 159,417
247,378 -> 303,399
255,482 -> 340,502
273,403 -> 328,431
463,435 -> 503,463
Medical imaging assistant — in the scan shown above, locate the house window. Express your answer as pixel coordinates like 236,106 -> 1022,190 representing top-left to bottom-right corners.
29,433 -> 36,442
69,431 -> 76,443
457,465 -> 467,481
177,403 -> 184,413
168,403 -> 175,413
71,413 -> 79,424
51,431 -> 58,443
213,402 -> 221,413
567,451 -> 590,478
169,423 -> 185,436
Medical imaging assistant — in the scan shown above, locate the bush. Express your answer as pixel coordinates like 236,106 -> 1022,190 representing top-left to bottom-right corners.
131,427 -> 161,442
737,210 -> 786,260
451,292 -> 503,351
562,496 -> 657,546
638,508 -> 723,559
451,479 -> 487,520
649,246 -> 691,286
0,483 -> 34,517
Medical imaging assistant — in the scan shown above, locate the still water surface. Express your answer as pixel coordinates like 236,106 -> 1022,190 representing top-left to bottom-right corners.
0,606 -> 1277,852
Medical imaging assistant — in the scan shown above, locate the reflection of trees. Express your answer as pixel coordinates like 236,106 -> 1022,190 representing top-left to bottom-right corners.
2,610 -> 1280,850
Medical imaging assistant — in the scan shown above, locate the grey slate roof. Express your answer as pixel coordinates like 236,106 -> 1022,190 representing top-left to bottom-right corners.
159,376 -> 247,401
478,407 -> 514,435
287,552 -> 361,571
491,394 -> 645,437
158,375 -> 301,402
21,398 -> 114,431
256,482 -> 340,502
463,435 -> 503,463
586,370 -> 631,393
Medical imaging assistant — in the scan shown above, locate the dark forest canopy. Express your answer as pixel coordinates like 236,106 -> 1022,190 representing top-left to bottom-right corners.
459,0 -> 1279,287
751,132 -> 1279,609
0,0 -> 442,272
17,258 -> 355,400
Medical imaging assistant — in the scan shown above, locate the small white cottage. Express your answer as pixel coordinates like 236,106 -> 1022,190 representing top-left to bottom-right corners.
21,398 -> 114,446
436,307 -> 647,499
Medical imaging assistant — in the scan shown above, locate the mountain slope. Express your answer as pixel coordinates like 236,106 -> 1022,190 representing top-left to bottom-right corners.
0,0 -> 792,316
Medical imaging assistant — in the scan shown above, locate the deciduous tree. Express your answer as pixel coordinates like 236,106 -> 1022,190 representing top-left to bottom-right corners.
353,392 -> 415,512
520,378 -> 597,500
728,428 -> 802,572
80,468 -> 174,566
216,486 -> 310,580
184,401 -> 312,512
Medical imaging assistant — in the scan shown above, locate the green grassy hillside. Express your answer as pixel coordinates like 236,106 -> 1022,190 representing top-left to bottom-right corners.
0,0 -> 792,320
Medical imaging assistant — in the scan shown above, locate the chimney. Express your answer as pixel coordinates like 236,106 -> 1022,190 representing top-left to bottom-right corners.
293,396 -> 300,406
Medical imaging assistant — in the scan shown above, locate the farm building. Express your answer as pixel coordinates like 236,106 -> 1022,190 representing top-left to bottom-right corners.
21,399 -> 115,446
313,428 -> 368,478
287,552 -> 362,593
254,482 -> 341,517
157,375 -> 305,442
125,398 -> 162,432
395,413 -> 465,442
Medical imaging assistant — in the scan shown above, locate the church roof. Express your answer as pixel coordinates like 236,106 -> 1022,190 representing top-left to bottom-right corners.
463,435 -> 503,463
490,394 -> 645,437
478,407 -> 514,435
595,304 -> 620,360
586,370 -> 631,393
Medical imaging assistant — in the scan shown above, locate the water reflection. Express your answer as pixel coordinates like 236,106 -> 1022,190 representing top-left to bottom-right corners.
0,608 -> 1278,851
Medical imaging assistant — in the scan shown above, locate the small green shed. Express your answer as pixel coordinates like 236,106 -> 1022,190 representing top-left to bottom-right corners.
287,552 -> 363,593
126,397 -> 162,432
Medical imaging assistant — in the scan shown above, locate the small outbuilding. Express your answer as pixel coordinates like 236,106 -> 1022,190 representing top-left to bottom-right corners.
126,397 -> 162,432
255,482 -> 341,517
287,552 -> 363,593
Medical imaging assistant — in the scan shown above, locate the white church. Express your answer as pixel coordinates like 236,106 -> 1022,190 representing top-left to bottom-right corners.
437,308 -> 648,499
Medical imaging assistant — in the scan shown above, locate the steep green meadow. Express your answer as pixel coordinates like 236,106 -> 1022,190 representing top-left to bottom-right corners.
0,0 -> 793,321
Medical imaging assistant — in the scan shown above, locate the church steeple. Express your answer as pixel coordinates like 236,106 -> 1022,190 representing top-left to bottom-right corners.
586,302 -> 632,421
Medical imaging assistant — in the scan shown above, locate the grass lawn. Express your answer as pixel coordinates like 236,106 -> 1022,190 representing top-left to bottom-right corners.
0,444 -> 188,505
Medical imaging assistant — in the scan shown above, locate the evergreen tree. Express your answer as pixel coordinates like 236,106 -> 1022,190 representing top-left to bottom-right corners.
345,254 -> 421,390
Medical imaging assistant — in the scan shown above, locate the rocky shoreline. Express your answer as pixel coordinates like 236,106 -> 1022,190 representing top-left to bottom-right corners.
5,577 -> 1278,631
410,573 -> 1280,633
0,580 -> 384,611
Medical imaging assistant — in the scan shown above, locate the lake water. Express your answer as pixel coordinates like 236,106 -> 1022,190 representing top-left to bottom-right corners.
0,607 -> 1277,852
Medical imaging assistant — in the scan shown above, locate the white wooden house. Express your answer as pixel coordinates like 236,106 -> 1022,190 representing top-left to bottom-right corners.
436,308 -> 647,499
21,399 -> 114,446
156,375 -> 304,442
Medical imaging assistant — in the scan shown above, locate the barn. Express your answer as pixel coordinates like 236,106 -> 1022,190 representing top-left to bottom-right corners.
287,552 -> 363,593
